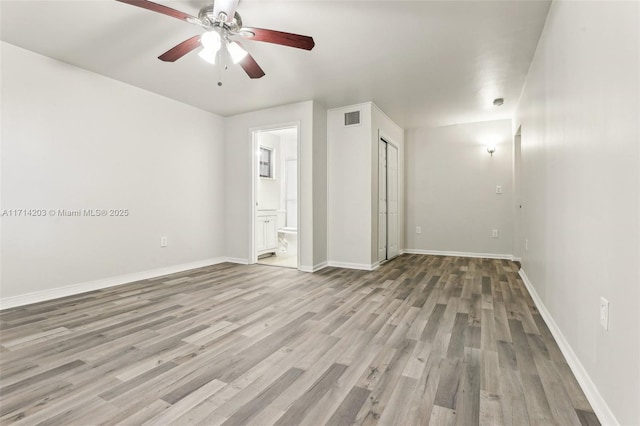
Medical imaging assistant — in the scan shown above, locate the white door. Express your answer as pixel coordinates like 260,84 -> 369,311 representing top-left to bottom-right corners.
378,141 -> 387,262
387,143 -> 399,259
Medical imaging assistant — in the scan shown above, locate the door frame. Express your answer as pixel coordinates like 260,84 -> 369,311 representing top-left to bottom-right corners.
250,122 -> 301,269
513,125 -> 523,259
378,139 -> 388,263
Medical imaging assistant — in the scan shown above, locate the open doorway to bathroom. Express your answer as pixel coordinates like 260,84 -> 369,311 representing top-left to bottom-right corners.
253,126 -> 298,269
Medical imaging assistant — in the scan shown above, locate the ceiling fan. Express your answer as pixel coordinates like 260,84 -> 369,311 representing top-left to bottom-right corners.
115,0 -> 315,82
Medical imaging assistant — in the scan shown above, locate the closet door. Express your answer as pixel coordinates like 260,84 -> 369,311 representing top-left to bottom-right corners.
387,143 -> 399,259
378,141 -> 388,263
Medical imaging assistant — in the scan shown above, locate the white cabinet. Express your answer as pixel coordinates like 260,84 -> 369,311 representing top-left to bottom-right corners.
256,214 -> 278,255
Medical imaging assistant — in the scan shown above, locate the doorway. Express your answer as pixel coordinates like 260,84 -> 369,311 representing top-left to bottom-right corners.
378,138 -> 399,263
253,126 -> 299,269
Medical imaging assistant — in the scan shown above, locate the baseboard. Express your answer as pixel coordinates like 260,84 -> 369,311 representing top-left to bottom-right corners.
518,269 -> 619,426
326,261 -> 379,271
225,257 -> 249,265
0,257 -> 229,310
298,261 -> 328,273
403,249 -> 517,261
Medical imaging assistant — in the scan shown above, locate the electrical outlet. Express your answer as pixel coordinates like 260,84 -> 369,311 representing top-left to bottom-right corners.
599,297 -> 609,330
492,229 -> 499,238
525,238 -> 529,251
160,236 -> 168,248
496,185 -> 503,194
416,226 -> 422,234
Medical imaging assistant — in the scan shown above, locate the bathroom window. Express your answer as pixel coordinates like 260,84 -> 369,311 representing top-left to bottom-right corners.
259,147 -> 274,178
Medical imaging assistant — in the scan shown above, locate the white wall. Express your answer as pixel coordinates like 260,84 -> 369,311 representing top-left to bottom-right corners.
1,42 -> 225,299
327,102 -> 404,268
514,2 -> 639,424
224,101 -> 327,270
312,102 -> 328,268
405,119 -> 513,256
279,131 -> 298,229
256,132 -> 281,211
327,103 -> 374,267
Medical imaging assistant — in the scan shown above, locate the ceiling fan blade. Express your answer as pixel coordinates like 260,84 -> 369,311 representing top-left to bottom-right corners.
235,43 -> 265,79
115,0 -> 198,23
158,35 -> 201,62
213,0 -> 240,23
240,27 -> 315,51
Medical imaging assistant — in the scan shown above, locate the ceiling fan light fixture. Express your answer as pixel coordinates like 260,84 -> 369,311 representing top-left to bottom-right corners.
227,41 -> 248,64
198,48 -> 217,64
201,30 -> 222,51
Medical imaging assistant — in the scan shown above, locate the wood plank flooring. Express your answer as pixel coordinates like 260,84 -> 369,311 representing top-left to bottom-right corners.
0,255 -> 599,425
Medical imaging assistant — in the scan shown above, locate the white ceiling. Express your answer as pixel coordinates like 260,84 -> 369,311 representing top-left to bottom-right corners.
0,0 -> 550,129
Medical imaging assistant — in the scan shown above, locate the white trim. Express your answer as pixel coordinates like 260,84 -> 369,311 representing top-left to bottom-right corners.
403,249 -> 516,261
326,261 -> 379,271
0,257 -> 229,310
519,269 -> 619,426
298,261 -> 328,273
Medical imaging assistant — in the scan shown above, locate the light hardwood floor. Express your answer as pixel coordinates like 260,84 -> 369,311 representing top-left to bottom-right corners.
257,253 -> 297,269
0,255 -> 599,425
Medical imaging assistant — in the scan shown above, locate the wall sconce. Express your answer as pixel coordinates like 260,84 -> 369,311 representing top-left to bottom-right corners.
487,145 -> 496,156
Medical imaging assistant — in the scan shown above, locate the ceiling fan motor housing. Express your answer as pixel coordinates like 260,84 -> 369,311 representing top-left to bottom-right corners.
198,5 -> 242,32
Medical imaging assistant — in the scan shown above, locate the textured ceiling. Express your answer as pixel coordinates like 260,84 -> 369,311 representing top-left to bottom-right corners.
0,0 -> 551,129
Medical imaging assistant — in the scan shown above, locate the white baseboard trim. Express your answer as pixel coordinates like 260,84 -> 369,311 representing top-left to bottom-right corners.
298,261 -> 329,273
518,269 -> 618,426
0,257 -> 229,310
326,261 -> 379,271
225,257 -> 249,265
403,249 -> 517,261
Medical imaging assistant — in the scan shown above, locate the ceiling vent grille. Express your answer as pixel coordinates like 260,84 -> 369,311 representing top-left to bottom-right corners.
344,110 -> 361,126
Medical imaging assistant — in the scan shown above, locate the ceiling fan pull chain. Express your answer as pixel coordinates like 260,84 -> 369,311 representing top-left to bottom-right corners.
216,48 -> 227,86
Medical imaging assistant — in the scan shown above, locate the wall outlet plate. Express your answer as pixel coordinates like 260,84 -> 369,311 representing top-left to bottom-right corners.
492,229 -> 499,238
416,226 -> 421,234
160,236 -> 168,248
496,185 -> 503,194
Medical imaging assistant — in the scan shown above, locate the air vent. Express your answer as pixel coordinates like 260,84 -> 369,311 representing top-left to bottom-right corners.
344,110 -> 361,126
